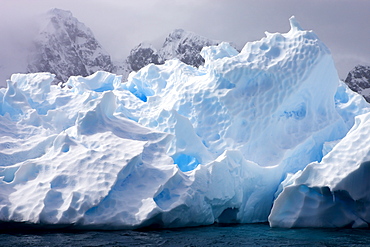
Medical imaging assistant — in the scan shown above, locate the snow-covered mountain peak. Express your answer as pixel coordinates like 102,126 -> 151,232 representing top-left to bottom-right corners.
27,8 -> 114,83
345,64 -> 370,102
126,42 -> 161,72
135,42 -> 156,49
164,28 -> 214,43
47,8 -> 73,19
163,28 -> 187,42
5,8 -> 227,84
38,8 -> 94,45
38,9 -> 81,37
159,28 -> 220,67
121,29 -> 222,77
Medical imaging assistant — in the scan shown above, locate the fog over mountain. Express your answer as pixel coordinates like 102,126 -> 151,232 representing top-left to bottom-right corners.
27,8 -> 115,83
0,0 -> 369,86
16,8 -> 223,85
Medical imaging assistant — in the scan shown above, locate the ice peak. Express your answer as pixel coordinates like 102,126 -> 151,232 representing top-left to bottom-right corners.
289,16 -> 303,32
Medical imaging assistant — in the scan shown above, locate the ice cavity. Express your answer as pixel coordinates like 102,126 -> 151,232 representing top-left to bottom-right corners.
1,17 -> 369,229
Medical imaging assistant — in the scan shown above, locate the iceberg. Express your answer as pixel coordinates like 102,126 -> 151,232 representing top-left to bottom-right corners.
0,17 -> 369,229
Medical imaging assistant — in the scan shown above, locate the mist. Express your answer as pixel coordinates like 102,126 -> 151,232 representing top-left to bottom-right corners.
0,0 -> 369,87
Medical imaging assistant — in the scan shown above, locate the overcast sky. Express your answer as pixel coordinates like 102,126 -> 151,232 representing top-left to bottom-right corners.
0,0 -> 369,83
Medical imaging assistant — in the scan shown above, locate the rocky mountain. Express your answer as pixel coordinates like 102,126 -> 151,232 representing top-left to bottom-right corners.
159,29 -> 220,67
345,65 -> 370,102
27,8 -> 114,83
126,43 -> 162,72
25,9 -> 222,83
124,29 -> 220,74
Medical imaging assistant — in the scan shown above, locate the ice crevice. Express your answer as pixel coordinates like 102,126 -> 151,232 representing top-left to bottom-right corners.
1,17 -> 370,229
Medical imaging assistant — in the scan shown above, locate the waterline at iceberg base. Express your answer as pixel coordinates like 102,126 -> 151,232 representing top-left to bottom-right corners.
1,17 -> 370,229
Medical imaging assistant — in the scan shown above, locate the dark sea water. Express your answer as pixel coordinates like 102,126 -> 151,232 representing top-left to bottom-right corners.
1,223 -> 369,247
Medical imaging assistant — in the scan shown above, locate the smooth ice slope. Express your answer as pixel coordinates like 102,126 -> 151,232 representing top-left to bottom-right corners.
0,17 -> 369,229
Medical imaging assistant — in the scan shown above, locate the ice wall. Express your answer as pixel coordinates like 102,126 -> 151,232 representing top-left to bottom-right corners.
0,17 -> 369,229
269,111 -> 370,228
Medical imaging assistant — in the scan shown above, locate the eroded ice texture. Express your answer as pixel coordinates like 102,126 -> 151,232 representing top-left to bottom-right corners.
269,111 -> 370,228
0,17 -> 369,229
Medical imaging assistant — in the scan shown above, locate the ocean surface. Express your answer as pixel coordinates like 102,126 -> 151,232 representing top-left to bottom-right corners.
1,223 -> 370,246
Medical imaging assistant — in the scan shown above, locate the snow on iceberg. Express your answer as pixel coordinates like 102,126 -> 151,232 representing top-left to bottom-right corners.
0,17 -> 369,229
269,111 -> 370,228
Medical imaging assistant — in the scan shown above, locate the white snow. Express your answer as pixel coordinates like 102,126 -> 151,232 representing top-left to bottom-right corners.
269,111 -> 370,228
0,17 -> 370,229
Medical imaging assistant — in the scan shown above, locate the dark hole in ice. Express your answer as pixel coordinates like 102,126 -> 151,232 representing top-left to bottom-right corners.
217,207 -> 239,224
